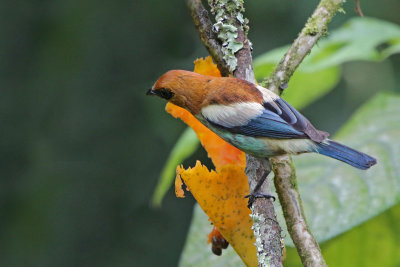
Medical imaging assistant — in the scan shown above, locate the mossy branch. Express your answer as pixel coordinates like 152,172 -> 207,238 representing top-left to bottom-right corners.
187,0 -> 230,76
271,156 -> 327,267
206,1 -> 284,266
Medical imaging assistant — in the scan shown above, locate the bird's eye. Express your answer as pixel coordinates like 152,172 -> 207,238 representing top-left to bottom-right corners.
157,88 -> 174,100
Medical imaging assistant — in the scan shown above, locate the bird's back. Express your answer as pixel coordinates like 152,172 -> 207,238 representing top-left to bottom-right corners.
201,77 -> 263,107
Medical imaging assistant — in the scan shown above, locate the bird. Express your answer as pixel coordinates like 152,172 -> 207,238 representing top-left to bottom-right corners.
147,70 -> 377,171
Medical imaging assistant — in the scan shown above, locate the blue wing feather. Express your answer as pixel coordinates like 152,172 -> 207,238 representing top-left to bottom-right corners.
207,108 -> 307,139
202,91 -> 328,141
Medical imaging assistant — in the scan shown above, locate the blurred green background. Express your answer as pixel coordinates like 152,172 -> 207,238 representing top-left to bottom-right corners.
1,0 -> 399,266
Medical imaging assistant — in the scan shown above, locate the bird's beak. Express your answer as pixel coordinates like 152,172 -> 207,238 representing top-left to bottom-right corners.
146,89 -> 156,96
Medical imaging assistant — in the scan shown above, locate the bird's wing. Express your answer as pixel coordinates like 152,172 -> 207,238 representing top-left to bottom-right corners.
201,96 -> 329,142
257,85 -> 329,142
266,97 -> 329,142
201,102 -> 308,139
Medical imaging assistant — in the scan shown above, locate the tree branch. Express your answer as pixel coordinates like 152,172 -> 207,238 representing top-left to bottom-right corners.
271,156 -> 327,267
266,0 -> 345,266
189,0 -> 345,266
188,1 -> 283,266
187,0 -> 230,76
245,157 -> 283,267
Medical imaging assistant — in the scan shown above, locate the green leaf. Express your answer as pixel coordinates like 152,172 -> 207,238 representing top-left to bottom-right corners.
182,202 -> 400,267
284,203 -> 400,267
179,93 -> 400,265
281,66 -> 340,110
150,127 -> 199,207
302,17 -> 400,71
255,50 -> 341,112
291,92 -> 400,244
253,17 -> 400,109
253,46 -> 341,110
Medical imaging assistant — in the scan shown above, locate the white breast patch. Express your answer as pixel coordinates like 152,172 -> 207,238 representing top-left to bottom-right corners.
201,102 -> 264,128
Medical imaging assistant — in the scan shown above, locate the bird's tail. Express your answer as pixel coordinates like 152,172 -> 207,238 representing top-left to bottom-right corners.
315,139 -> 377,170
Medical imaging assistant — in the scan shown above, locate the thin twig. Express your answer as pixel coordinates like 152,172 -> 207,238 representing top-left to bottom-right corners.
354,0 -> 364,17
186,0 -> 230,76
267,0 -> 345,266
271,156 -> 327,267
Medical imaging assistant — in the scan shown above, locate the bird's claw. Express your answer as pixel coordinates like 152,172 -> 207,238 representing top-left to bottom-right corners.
244,192 -> 276,208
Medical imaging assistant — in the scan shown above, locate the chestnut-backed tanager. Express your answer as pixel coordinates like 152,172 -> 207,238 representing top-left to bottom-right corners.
147,70 -> 376,170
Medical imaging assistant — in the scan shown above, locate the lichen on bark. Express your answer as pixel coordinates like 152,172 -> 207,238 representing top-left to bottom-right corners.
208,0 -> 249,72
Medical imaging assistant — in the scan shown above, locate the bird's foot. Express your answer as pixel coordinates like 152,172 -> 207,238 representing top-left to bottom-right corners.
244,192 -> 276,208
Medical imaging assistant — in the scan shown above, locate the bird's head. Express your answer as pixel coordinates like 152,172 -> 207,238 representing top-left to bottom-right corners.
147,70 -> 209,114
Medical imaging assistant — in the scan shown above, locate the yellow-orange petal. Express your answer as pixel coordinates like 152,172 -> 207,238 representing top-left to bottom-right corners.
177,161 -> 257,267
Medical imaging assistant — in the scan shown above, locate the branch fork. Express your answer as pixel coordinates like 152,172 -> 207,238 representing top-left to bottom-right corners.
187,0 -> 345,266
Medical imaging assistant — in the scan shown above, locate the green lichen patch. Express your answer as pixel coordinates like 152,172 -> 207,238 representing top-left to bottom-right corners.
250,212 -> 269,265
208,0 -> 249,72
304,16 -> 320,36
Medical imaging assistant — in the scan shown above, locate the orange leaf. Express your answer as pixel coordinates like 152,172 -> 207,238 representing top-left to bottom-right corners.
177,161 -> 257,267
